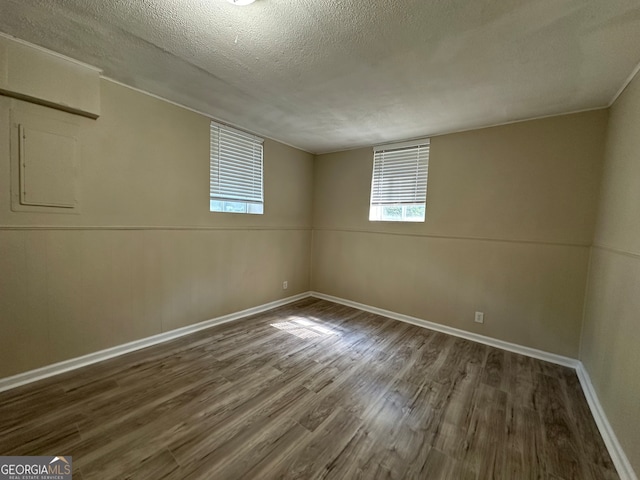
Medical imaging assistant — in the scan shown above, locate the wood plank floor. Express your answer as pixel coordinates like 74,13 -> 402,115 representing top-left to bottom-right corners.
0,298 -> 618,480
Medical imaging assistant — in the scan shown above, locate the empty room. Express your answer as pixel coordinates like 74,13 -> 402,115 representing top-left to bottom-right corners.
0,0 -> 639,479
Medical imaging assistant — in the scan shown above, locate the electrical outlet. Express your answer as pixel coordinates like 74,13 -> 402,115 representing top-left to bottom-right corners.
282,281 -> 288,290
474,311 -> 484,324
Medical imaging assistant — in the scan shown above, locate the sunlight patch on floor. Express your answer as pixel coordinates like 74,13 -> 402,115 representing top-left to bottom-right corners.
271,316 -> 339,339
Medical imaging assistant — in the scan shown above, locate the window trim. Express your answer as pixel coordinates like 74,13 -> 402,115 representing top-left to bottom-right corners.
369,138 -> 430,223
209,121 -> 264,215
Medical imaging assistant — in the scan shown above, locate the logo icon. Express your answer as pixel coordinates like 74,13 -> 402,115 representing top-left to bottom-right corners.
0,456 -> 72,479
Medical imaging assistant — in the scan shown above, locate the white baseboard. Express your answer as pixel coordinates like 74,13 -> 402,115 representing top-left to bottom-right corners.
0,290 -> 634,479
310,292 -> 578,368
0,292 -> 311,394
576,362 -> 638,480
310,291 -> 636,480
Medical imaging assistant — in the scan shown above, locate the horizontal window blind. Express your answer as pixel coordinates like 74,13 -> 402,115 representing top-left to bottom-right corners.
210,122 -> 264,204
370,139 -> 430,206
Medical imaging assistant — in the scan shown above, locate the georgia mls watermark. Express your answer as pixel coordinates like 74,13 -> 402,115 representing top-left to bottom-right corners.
0,456 -> 72,480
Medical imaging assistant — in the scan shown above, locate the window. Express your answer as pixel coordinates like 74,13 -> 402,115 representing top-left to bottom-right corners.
369,138 -> 430,222
210,122 -> 264,214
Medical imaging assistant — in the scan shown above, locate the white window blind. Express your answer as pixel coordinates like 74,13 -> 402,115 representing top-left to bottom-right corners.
210,122 -> 264,214
369,138 -> 430,222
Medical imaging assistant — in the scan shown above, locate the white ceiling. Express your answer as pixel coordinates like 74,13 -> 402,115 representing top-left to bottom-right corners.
1,0 -> 640,154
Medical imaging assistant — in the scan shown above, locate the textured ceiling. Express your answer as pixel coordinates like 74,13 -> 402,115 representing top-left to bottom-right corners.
1,0 -> 640,153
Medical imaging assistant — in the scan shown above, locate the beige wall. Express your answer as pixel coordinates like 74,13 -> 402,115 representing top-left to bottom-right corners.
0,80 -> 314,378
581,72 -> 640,474
312,111 -> 608,357
0,40 -> 635,477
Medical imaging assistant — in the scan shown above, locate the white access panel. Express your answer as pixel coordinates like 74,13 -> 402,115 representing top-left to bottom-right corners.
19,124 -> 78,208
10,104 -> 82,214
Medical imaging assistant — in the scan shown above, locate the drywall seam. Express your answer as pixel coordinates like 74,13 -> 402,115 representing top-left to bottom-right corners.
576,362 -> 638,480
312,227 -> 592,248
578,246 -> 595,360
309,292 -> 578,368
309,229 -> 315,292
0,292 -> 312,393
0,225 -> 312,231
592,243 -> 640,260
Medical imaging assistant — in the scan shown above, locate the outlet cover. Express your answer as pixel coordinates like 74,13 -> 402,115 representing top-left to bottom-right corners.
474,312 -> 484,324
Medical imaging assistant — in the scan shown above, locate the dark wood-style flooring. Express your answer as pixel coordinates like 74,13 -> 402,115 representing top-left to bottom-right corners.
0,298 -> 618,479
